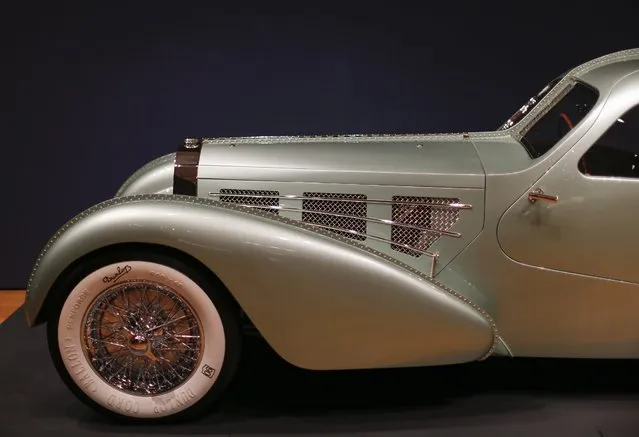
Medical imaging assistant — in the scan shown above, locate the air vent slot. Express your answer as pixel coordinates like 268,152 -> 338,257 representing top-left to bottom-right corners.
302,192 -> 367,240
219,189 -> 279,214
391,196 -> 460,257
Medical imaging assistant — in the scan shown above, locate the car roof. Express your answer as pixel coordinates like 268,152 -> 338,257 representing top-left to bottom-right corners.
570,48 -> 639,80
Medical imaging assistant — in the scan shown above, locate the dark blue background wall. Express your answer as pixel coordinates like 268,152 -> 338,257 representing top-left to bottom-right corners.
2,2 -> 637,288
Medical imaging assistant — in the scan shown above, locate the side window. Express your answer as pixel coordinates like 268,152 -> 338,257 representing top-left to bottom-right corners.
579,105 -> 639,178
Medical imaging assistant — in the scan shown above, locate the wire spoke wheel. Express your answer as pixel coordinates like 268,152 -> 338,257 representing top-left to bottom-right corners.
49,254 -> 242,420
83,281 -> 203,396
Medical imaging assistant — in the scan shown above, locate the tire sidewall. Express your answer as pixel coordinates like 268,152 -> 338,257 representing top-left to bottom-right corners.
57,259 -> 226,419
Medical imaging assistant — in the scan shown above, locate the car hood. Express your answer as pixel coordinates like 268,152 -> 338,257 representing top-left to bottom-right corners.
197,134 -> 485,188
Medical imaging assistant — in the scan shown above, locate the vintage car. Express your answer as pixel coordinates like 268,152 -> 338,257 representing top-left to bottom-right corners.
22,48 -> 639,421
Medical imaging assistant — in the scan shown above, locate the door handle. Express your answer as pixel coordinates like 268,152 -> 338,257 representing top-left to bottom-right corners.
528,188 -> 558,203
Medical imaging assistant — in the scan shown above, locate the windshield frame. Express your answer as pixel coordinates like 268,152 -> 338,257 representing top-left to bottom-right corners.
498,75 -> 565,131
515,79 -> 600,159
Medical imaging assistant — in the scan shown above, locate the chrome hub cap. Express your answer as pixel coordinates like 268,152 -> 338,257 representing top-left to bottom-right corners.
128,334 -> 150,356
82,281 -> 203,396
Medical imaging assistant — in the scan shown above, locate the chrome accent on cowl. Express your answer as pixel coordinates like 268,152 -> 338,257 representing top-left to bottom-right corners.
174,138 -> 202,196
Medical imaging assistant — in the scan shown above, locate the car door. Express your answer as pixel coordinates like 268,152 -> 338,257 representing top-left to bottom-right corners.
497,86 -> 639,284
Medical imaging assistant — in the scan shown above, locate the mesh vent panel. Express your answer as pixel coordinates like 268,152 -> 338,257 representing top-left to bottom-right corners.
391,196 -> 460,257
219,189 -> 279,214
302,193 -> 367,240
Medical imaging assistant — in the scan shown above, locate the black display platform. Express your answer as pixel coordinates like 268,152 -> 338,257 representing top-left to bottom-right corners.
2,308 -> 639,437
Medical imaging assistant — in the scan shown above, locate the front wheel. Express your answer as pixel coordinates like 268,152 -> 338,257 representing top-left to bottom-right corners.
47,249 -> 242,421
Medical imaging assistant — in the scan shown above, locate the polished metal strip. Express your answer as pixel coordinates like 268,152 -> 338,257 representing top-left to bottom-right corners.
209,192 -> 472,210
430,252 -> 439,278
302,222 -> 437,257
234,204 -> 461,238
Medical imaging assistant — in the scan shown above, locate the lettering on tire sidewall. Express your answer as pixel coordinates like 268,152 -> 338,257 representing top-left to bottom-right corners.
57,260 -> 226,418
152,387 -> 198,414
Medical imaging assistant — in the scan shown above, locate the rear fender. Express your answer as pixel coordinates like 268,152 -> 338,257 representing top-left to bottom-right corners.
25,194 -> 496,370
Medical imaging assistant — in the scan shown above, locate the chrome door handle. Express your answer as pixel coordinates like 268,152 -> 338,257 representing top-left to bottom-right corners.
528,188 -> 558,203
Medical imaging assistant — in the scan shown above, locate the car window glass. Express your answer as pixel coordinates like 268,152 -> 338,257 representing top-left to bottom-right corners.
519,82 -> 599,159
578,105 -> 639,178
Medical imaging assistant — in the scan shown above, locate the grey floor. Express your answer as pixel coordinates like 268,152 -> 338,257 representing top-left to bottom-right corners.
2,309 -> 639,436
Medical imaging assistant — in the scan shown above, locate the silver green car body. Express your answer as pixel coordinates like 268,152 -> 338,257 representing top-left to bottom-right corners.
23,48 -> 639,371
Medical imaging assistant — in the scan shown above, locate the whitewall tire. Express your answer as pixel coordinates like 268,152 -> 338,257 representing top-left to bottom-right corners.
47,249 -> 242,421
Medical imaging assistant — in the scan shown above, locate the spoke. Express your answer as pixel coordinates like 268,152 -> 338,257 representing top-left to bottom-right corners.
106,307 -> 136,335
158,302 -> 181,327
82,280 -> 203,396
140,287 -> 149,314
120,288 -> 130,311
146,290 -> 163,318
173,326 -> 198,335
89,338 -> 127,348
107,303 -> 137,318
145,315 -> 189,334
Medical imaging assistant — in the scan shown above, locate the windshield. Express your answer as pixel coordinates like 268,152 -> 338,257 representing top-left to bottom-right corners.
518,81 -> 599,158
499,76 -> 564,131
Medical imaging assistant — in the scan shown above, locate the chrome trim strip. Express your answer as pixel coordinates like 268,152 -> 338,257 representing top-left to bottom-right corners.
303,222 -> 437,257
234,204 -> 461,238
209,192 -> 472,210
430,252 -> 438,278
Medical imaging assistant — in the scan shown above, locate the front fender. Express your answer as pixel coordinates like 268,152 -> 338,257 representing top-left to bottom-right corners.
25,194 -> 495,370
114,152 -> 175,197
